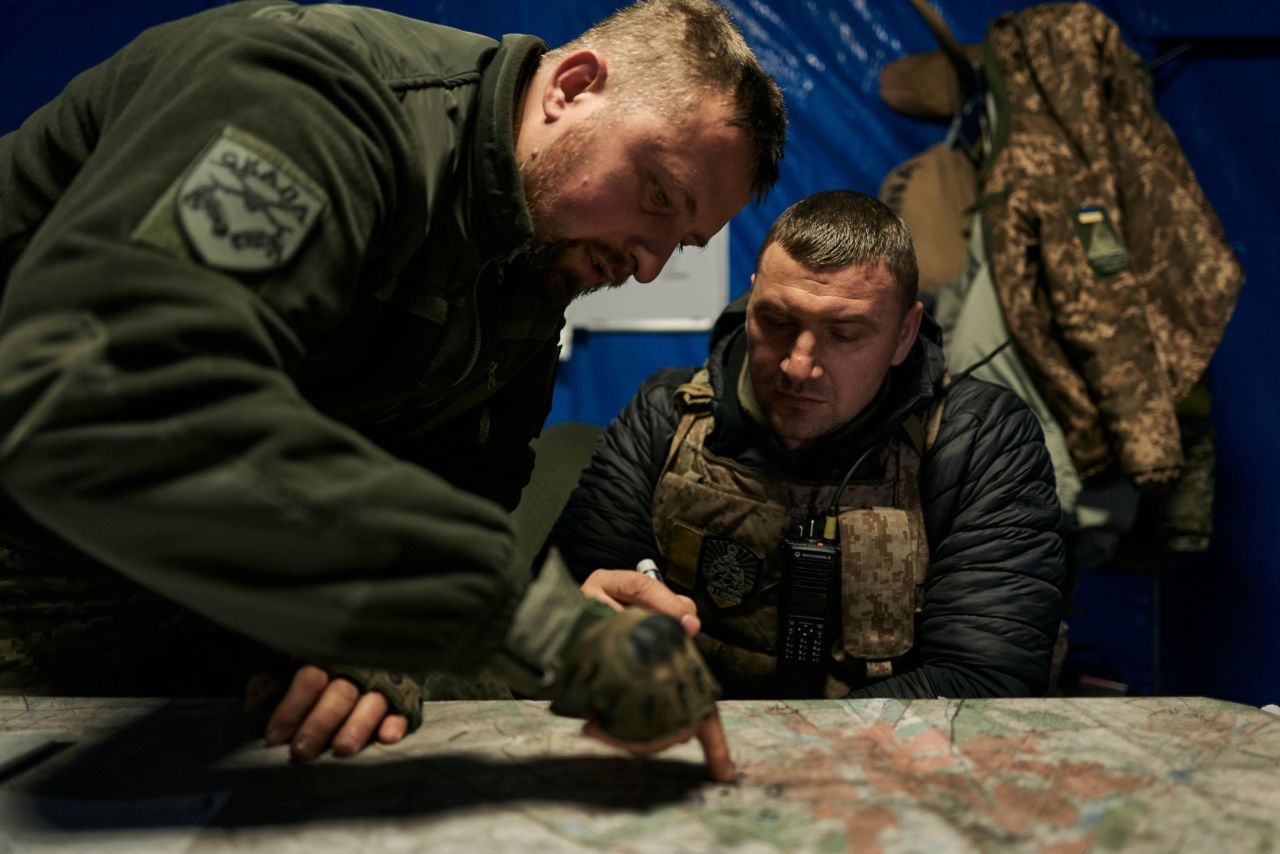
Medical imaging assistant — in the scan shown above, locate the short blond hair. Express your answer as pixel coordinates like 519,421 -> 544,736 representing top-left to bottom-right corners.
546,0 -> 786,202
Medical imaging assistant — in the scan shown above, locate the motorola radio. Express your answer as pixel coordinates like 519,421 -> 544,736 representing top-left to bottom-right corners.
776,444 -> 878,669
778,517 -> 840,666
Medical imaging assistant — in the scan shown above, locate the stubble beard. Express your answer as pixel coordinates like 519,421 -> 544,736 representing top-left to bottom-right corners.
521,239 -> 625,304
520,116 -> 631,304
756,366 -> 836,449
766,395 -> 828,449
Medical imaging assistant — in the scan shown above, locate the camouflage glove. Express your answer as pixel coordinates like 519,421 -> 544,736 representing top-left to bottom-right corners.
553,607 -> 721,742
324,665 -> 424,732
495,549 -> 720,743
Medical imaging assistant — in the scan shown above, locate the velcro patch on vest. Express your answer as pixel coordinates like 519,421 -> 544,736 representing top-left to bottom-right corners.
666,523 -> 702,591
175,126 -> 327,272
700,536 -> 763,608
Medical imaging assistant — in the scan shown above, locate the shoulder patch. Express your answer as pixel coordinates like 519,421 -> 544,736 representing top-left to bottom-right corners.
175,126 -> 327,272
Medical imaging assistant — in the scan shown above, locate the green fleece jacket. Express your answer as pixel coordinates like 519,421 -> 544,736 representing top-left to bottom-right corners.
0,1 -> 566,674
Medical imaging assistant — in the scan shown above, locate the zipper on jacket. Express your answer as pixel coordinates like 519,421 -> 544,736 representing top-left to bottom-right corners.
459,294 -> 483,387
451,260 -> 497,394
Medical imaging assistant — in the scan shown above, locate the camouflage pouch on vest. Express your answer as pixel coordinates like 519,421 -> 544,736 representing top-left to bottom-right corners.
838,508 -> 922,664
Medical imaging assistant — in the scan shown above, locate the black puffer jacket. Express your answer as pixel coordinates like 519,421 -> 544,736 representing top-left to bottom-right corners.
553,298 -> 1067,697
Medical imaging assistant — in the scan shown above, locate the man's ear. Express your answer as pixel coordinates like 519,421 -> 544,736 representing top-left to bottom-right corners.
891,300 -> 925,366
541,50 -> 608,122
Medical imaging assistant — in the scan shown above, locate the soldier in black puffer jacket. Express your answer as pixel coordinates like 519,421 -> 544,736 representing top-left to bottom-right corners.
553,191 -> 1067,699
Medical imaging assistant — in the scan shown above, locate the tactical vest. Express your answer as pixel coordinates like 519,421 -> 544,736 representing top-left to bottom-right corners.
650,369 -> 942,698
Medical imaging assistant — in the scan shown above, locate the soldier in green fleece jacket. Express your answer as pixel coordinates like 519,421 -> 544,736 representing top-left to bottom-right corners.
0,0 -> 786,782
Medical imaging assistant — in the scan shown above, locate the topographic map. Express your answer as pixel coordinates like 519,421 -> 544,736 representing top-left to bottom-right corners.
1,696 -> 1277,852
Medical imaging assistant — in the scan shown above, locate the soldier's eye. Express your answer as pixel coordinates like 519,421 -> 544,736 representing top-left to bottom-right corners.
650,180 -> 670,208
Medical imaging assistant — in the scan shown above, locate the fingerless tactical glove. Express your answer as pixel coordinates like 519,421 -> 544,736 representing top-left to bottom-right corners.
496,550 -> 720,742
325,664 -> 425,731
552,606 -> 720,742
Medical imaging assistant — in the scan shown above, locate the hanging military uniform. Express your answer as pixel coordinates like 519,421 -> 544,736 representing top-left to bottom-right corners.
979,3 -> 1243,486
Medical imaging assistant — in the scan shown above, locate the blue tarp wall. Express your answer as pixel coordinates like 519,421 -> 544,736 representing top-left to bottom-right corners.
3,0 -> 1278,705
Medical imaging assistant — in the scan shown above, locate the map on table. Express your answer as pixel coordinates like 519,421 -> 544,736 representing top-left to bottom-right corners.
0,696 -> 1277,852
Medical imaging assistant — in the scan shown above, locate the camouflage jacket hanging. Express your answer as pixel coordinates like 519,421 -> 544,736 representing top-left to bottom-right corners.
979,2 -> 1243,486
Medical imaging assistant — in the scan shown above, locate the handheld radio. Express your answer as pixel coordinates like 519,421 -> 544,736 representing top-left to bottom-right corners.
778,517 -> 840,666
775,444 -> 878,669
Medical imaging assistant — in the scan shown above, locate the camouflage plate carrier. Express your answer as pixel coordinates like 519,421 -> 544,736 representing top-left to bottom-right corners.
650,369 -> 944,698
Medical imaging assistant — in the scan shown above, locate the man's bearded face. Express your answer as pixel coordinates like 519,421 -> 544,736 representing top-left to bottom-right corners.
516,93 -> 755,304
520,111 -> 632,303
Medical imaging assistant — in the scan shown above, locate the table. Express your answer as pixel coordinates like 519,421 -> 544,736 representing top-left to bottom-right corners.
1,696 -> 1277,852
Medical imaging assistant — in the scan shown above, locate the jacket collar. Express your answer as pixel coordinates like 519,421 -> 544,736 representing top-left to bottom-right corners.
468,33 -> 546,262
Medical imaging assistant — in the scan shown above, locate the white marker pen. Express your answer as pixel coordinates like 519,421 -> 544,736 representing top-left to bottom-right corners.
636,558 -> 665,585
